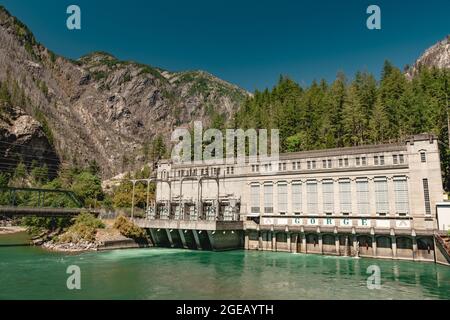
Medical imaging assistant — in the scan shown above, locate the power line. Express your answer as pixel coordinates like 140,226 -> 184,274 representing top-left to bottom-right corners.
0,140 -> 60,153
0,148 -> 62,162
0,157 -> 61,168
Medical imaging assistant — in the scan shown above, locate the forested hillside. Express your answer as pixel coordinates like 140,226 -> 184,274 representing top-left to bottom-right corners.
233,61 -> 450,190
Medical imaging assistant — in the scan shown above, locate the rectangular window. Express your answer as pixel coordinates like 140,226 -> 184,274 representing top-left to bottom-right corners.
306,180 -> 318,215
421,152 -> 427,163
328,160 -> 332,168
423,179 -> 431,215
356,179 -> 369,215
344,158 -> 349,167
339,179 -> 352,214
312,160 -> 316,169
356,157 -> 361,166
375,177 -> 389,214
374,156 -> 379,166
278,183 -> 288,213
362,157 -> 367,166
264,183 -> 273,213
322,180 -> 334,214
292,182 -> 302,213
380,155 -> 385,165
399,154 -> 404,164
322,160 -> 327,168
394,177 -> 409,215
339,159 -> 343,167
250,184 -> 260,214
393,155 -> 398,165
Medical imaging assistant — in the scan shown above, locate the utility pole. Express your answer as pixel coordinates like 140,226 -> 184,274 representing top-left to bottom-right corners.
146,179 -> 151,214
131,180 -> 136,220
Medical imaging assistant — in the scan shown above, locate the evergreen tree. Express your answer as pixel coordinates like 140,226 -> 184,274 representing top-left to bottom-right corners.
342,84 -> 367,146
369,99 -> 390,143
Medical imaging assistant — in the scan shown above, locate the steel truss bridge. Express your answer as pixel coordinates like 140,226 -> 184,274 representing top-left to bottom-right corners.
0,187 -> 98,217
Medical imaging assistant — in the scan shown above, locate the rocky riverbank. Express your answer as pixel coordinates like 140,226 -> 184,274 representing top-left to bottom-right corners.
0,226 -> 27,235
42,240 -> 99,252
39,218 -> 147,253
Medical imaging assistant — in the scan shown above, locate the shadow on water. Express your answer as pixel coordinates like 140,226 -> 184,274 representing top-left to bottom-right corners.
0,243 -> 31,247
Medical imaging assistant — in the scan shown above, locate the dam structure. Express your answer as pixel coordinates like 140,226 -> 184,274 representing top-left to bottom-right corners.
135,134 -> 448,263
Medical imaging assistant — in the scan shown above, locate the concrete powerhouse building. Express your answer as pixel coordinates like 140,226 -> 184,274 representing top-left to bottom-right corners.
137,133 -> 449,263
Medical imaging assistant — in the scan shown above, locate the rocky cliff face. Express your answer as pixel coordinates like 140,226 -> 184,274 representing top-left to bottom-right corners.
406,35 -> 450,78
0,6 -> 249,178
0,103 -> 59,175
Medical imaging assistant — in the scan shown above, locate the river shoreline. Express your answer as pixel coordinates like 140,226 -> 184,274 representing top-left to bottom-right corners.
0,226 -> 27,235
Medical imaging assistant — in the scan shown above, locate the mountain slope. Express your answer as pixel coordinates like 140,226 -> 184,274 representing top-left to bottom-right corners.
0,6 -> 249,178
406,35 -> 450,78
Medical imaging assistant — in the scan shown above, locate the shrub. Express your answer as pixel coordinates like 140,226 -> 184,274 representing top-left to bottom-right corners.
91,71 -> 107,81
22,216 -> 72,237
113,215 -> 146,240
57,212 -> 104,244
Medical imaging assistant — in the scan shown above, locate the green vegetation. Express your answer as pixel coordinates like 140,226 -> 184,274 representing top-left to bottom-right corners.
137,65 -> 165,81
36,79 -> 49,98
7,162 -> 106,238
0,6 -> 39,60
57,212 -> 105,243
21,216 -> 72,237
112,168 -> 155,210
113,215 -> 146,240
0,80 -> 11,106
234,63 -> 450,190
71,171 -> 104,207
33,108 -> 54,146
0,162 -> 105,208
91,70 -> 108,81
122,73 -> 132,83
48,50 -> 57,64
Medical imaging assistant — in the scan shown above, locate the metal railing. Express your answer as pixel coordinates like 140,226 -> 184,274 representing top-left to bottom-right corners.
146,207 -> 240,222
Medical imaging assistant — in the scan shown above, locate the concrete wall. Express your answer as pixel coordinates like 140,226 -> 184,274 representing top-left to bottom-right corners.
245,230 -> 437,263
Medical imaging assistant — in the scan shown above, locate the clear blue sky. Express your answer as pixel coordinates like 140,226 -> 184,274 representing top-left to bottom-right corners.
1,0 -> 449,91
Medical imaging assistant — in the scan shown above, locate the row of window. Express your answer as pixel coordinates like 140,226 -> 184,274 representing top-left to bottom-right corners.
250,177 -> 410,216
165,152 -> 424,178
253,153 -> 410,174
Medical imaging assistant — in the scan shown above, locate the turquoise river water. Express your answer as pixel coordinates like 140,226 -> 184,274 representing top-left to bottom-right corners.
0,232 -> 449,300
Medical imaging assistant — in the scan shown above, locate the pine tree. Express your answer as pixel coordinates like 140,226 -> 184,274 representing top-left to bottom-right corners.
378,61 -> 407,140
369,99 -> 390,144
342,84 -> 367,146
328,72 -> 347,147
